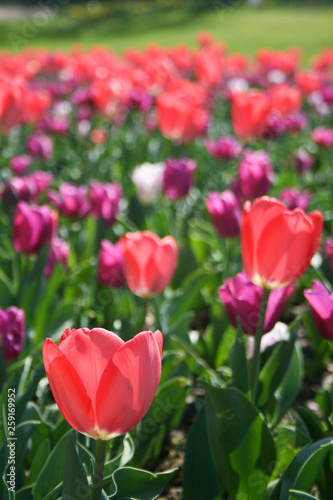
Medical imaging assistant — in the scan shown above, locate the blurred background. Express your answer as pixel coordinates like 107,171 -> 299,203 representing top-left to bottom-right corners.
0,0 -> 332,64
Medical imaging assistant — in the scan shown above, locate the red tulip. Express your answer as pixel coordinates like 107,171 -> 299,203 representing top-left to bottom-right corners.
43,328 -> 162,439
269,84 -> 301,117
231,90 -> 271,140
241,197 -> 323,289
120,231 -> 178,298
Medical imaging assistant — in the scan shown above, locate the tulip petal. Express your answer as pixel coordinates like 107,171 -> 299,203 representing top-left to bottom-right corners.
43,338 -> 96,435
95,330 -> 162,437
57,328 -> 124,401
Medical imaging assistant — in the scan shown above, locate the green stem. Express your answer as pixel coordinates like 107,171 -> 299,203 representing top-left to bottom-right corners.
250,288 -> 270,405
91,439 -> 107,500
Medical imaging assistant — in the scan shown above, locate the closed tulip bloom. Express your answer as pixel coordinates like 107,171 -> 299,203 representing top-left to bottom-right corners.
0,307 -> 25,362
132,162 -> 165,205
0,77 -> 24,133
284,112 -> 308,133
48,183 -> 91,218
120,231 -> 178,298
279,188 -> 311,212
304,281 -> 333,341
218,271 -> 295,336
269,84 -> 302,117
44,237 -> 70,279
241,197 -> 323,289
205,135 -> 242,160
324,238 -> 333,274
90,181 -> 122,225
231,90 -> 271,140
43,328 -> 163,439
293,148 -> 315,173
9,155 -> 32,176
163,157 -> 196,200
2,177 -> 38,206
13,201 -> 58,255
311,127 -> 333,148
27,133 -> 53,161
206,190 -> 241,238
238,149 -> 274,199
97,240 -> 125,288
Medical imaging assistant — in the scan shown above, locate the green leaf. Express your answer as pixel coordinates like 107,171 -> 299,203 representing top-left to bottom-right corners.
32,430 -> 72,500
257,339 -> 295,409
296,407 -> 327,442
271,343 -> 303,427
109,467 -> 176,499
289,491 -> 317,500
204,384 -> 276,500
103,434 -> 135,481
62,432 -> 90,500
26,439 -> 51,486
279,437 -> 333,498
230,324 -> 249,396
183,406 -> 220,500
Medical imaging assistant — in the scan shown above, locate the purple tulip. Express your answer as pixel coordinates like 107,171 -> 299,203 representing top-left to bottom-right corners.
218,271 -> 295,336
2,177 -> 38,206
304,280 -> 333,341
27,133 -> 53,161
0,307 -> 25,362
48,183 -> 91,218
44,237 -> 70,279
293,148 -> 315,173
90,181 -> 122,225
9,155 -> 32,176
238,149 -> 274,199
28,170 -> 53,196
97,240 -> 125,288
323,238 -> 333,275
205,136 -> 242,160
163,157 -> 196,200
205,190 -> 241,238
311,126 -> 333,148
284,112 -> 308,133
265,113 -> 286,138
13,201 -> 58,254
279,188 -> 311,211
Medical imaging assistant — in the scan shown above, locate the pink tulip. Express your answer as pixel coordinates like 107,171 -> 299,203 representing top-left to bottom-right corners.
0,307 -> 25,362
13,202 -> 58,255
43,328 -> 162,439
205,190 -> 241,238
120,231 -> 178,298
97,240 -> 125,288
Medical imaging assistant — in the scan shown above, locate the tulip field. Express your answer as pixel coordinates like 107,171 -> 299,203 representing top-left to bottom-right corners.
1,33 -> 333,500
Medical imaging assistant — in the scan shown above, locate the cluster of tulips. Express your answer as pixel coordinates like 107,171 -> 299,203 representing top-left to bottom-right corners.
1,33 -> 333,500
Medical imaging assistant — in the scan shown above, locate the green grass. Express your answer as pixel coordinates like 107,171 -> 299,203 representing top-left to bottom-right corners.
0,2 -> 332,64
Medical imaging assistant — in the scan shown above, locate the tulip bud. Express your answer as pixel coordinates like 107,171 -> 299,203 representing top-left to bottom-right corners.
163,157 -> 196,200
238,149 -> 274,199
206,190 -> 241,238
44,237 -> 70,279
132,162 -> 165,205
97,240 -> 125,288
27,133 -> 53,161
218,271 -> 295,336
9,155 -> 32,176
304,281 -> 333,341
13,201 -> 58,255
0,307 -> 25,362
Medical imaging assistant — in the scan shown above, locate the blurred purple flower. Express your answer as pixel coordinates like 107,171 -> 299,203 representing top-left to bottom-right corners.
238,149 -> 274,199
163,157 -> 196,200
284,112 -> 308,133
97,240 -> 125,288
90,181 -> 122,225
9,155 -> 32,176
205,190 -> 241,238
279,188 -> 311,211
48,183 -> 91,218
44,237 -> 70,279
27,133 -> 53,161
311,126 -> 333,148
0,306 -> 25,362
304,280 -> 333,341
205,135 -> 242,160
293,148 -> 315,173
